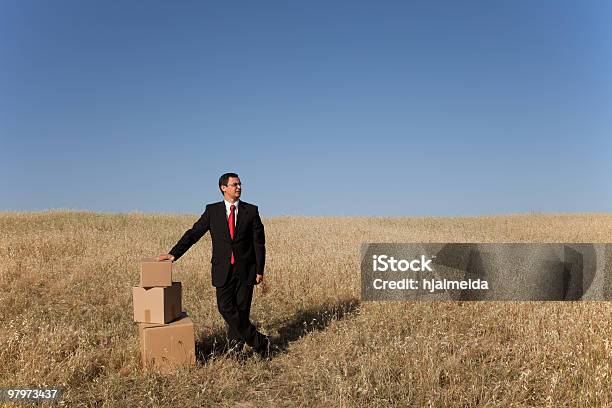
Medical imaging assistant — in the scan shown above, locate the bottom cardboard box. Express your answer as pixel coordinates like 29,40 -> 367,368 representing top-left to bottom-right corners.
139,313 -> 196,372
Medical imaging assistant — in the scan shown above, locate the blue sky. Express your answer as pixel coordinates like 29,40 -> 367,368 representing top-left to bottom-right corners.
1,1 -> 610,216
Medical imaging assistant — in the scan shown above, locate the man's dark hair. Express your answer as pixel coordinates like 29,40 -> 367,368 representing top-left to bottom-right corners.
219,172 -> 239,194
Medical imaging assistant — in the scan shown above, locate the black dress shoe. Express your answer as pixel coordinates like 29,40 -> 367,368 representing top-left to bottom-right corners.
254,336 -> 272,359
227,338 -> 245,353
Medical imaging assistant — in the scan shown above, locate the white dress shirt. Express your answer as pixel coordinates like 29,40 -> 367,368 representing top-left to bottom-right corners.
224,199 -> 239,227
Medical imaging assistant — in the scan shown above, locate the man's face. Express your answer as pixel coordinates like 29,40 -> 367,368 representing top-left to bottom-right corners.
222,177 -> 241,202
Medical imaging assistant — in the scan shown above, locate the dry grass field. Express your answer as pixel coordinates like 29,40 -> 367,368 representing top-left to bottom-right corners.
0,211 -> 611,407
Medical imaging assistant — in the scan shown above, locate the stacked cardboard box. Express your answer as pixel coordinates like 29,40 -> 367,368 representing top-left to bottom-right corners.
133,258 -> 195,372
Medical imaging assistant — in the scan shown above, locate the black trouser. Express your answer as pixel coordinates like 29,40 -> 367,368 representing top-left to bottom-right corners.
215,265 -> 267,350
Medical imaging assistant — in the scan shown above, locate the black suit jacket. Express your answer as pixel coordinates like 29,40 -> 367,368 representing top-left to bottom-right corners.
169,201 -> 265,287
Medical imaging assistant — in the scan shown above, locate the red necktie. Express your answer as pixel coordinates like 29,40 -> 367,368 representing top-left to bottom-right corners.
228,204 -> 235,264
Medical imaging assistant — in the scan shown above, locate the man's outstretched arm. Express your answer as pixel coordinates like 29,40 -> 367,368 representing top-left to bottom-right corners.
156,206 -> 211,262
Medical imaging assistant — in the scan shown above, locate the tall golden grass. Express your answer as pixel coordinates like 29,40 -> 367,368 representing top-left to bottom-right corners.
0,211 -> 610,407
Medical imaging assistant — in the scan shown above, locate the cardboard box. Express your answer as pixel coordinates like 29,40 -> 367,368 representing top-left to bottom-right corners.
139,314 -> 196,372
133,282 -> 182,324
140,257 -> 172,287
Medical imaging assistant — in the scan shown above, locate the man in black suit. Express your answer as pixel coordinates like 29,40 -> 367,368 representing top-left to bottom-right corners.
155,172 -> 270,356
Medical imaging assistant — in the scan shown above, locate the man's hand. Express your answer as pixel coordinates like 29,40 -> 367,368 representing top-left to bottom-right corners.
255,274 -> 264,285
155,254 -> 175,262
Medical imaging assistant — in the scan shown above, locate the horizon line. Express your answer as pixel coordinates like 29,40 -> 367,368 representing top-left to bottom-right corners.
1,208 -> 611,219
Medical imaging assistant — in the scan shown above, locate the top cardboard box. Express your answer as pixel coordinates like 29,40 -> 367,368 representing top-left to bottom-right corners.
140,257 -> 172,287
